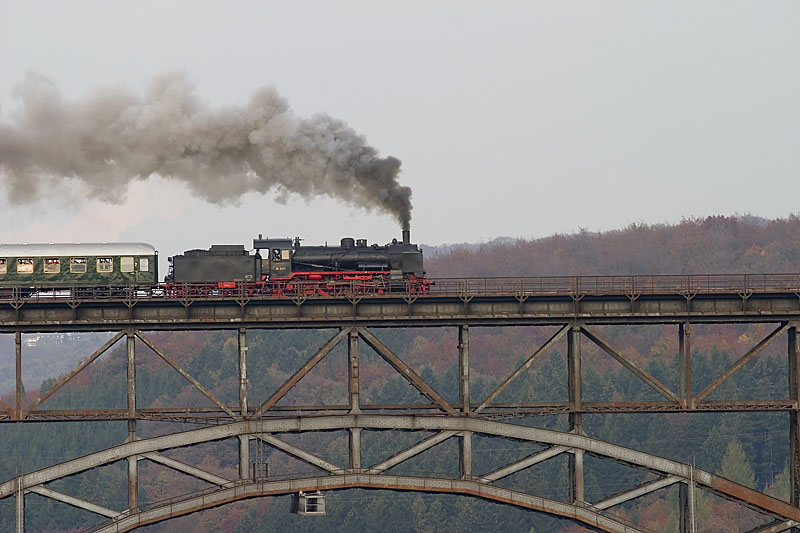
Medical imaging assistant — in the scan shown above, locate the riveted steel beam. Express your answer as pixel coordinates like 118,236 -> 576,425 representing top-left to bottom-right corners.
238,328 -> 247,417
349,428 -> 362,471
679,478 -> 697,533
357,327 -> 456,414
238,328 -> 249,480
695,322 -> 791,403
348,329 -> 360,414
15,477 -> 23,533
256,433 -> 343,473
592,475 -> 681,510
460,431 -> 472,479
127,455 -> 137,512
15,331 -> 21,420
744,520 -> 800,533
459,325 -> 469,413
140,452 -> 231,486
366,431 -> 459,474
127,330 -> 136,425
89,474 -> 645,533
789,324 -> 799,512
568,325 -> 584,504
581,326 -> 681,403
28,485 -> 118,518
135,332 -> 235,418
474,325 -> 569,414
680,323 -> 692,409
23,331 -> 125,418
252,328 -> 351,418
2,415 -> 799,524
478,445 -> 571,484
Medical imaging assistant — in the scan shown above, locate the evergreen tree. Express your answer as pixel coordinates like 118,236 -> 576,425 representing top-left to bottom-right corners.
720,440 -> 756,488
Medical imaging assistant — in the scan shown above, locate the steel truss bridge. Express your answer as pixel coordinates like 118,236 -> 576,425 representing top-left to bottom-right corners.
1,274 -> 800,532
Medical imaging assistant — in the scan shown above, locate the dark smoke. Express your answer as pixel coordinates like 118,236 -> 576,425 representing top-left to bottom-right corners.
0,72 -> 412,229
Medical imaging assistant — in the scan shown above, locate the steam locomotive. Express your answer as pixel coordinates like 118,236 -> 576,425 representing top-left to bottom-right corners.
165,230 -> 427,296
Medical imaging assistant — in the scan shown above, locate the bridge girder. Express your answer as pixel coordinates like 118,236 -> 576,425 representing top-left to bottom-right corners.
2,414 -> 799,532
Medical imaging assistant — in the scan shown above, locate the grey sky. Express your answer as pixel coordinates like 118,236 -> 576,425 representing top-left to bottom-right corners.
0,1 -> 797,260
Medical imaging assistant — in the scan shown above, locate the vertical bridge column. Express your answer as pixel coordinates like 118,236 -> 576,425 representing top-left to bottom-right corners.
789,323 -> 799,517
16,475 -> 23,533
568,324 -> 584,503
680,323 -> 692,409
459,325 -> 471,479
349,329 -> 361,471
126,330 -> 138,512
239,328 -> 250,480
15,330 -> 22,420
679,476 -> 697,533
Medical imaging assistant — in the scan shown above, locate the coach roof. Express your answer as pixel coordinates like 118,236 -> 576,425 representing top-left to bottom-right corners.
0,243 -> 157,257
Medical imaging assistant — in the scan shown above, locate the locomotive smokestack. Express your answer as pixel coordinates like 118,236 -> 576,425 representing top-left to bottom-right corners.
402,229 -> 410,245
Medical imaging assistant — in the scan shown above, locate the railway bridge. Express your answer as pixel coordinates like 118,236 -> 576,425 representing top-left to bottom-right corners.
1,274 -> 800,532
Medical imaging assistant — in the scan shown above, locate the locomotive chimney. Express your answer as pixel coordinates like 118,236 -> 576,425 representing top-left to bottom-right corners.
402,229 -> 410,245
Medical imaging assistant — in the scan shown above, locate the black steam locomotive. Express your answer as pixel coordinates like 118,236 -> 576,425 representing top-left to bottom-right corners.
165,231 -> 427,296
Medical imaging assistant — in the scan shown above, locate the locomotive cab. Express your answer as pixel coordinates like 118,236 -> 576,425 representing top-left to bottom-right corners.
253,237 -> 294,279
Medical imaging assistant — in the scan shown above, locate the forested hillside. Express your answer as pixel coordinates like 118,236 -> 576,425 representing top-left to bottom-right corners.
426,215 -> 800,277
1,215 -> 798,532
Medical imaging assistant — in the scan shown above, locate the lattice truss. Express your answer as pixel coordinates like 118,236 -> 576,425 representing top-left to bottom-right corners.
1,322 -> 799,532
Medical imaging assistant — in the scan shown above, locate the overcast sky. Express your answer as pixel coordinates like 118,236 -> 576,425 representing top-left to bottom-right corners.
1,1 -> 798,259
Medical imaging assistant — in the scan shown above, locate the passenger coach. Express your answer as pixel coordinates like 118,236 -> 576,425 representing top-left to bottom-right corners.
0,243 -> 158,288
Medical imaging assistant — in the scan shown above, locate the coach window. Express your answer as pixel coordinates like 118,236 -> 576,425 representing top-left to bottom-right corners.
17,258 -> 34,274
71,257 -> 87,273
0,259 -> 6,275
120,256 -> 134,273
139,257 -> 149,272
44,258 -> 60,274
97,257 -> 113,273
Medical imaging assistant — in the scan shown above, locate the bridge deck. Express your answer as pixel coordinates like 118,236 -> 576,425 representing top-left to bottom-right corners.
1,274 -> 798,331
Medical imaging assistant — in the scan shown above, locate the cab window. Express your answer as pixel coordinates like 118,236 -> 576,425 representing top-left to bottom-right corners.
120,256 -> 134,273
97,257 -> 113,273
70,257 -> 87,273
17,258 -> 34,274
139,257 -> 149,272
44,258 -> 60,274
0,258 -> 6,275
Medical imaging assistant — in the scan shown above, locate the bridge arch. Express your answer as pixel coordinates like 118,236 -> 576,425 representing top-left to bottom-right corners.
2,415 -> 798,532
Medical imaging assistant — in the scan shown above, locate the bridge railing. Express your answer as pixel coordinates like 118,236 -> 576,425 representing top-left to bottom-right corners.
427,273 -> 800,296
1,274 -> 799,302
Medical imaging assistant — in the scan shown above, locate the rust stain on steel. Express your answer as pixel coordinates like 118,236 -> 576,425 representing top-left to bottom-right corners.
708,475 -> 800,522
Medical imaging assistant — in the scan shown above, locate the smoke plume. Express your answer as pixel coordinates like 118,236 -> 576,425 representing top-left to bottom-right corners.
0,72 -> 412,229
